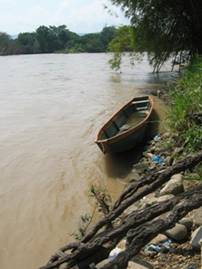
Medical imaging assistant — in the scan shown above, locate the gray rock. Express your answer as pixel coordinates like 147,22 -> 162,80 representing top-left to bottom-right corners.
191,207 -> 202,226
127,260 -> 153,269
164,223 -> 188,242
160,173 -> 184,196
179,218 -> 193,230
150,234 -> 168,244
190,226 -> 202,249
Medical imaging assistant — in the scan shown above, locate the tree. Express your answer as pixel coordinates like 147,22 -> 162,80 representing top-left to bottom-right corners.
17,32 -> 39,54
49,25 -> 79,50
36,25 -> 80,53
77,27 -> 117,53
110,0 -> 202,71
108,26 -> 135,70
100,26 -> 117,51
80,33 -> 103,52
36,26 -> 57,53
0,32 -> 11,55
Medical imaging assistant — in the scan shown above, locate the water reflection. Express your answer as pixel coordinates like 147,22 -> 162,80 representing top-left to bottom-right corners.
104,145 -> 144,178
110,70 -> 178,86
145,71 -> 179,85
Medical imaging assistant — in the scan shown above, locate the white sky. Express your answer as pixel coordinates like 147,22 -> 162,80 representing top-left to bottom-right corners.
0,0 -> 129,35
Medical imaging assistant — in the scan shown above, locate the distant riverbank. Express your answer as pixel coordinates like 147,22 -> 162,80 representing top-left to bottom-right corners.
0,25 -> 117,56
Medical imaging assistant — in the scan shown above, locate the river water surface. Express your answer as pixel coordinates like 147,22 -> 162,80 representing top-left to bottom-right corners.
0,53 -> 175,269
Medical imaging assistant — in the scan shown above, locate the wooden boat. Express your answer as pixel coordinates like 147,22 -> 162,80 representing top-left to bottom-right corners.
95,96 -> 154,154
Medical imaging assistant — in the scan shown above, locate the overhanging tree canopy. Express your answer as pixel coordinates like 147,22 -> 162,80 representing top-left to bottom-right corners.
110,0 -> 202,71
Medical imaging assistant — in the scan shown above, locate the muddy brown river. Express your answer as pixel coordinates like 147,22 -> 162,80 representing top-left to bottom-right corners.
0,53 -> 176,269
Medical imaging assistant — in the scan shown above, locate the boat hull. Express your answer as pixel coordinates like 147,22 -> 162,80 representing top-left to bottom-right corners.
96,122 -> 148,153
95,96 -> 154,154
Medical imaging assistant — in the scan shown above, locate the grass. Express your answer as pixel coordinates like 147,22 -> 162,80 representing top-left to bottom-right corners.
168,56 -> 202,153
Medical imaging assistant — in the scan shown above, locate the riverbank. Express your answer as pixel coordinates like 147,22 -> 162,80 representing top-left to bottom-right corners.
142,56 -> 202,175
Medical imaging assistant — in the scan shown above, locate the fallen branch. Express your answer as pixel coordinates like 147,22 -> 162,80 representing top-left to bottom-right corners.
40,187 -> 202,269
100,188 -> 202,269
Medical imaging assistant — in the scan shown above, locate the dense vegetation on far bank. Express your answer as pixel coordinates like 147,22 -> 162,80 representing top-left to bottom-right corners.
0,25 -> 117,55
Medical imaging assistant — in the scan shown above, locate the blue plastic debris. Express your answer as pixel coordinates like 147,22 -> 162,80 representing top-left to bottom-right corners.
144,239 -> 172,255
151,154 -> 165,165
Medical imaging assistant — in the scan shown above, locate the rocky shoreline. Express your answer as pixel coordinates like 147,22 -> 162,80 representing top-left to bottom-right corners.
102,131 -> 202,269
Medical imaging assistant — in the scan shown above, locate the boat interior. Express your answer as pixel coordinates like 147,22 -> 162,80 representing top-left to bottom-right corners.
100,96 -> 151,140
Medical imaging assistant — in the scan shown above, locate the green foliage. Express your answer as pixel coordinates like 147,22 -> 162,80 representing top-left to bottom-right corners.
35,25 -> 78,53
0,32 -> 10,49
72,184 -> 112,240
89,185 -> 112,216
72,27 -> 116,53
108,26 -> 134,52
109,52 -> 122,71
79,33 -> 103,52
168,57 -> 202,152
17,32 -> 39,54
0,25 -> 117,55
100,26 -> 117,51
108,25 -> 135,70
0,32 -> 17,55
111,0 -> 202,71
